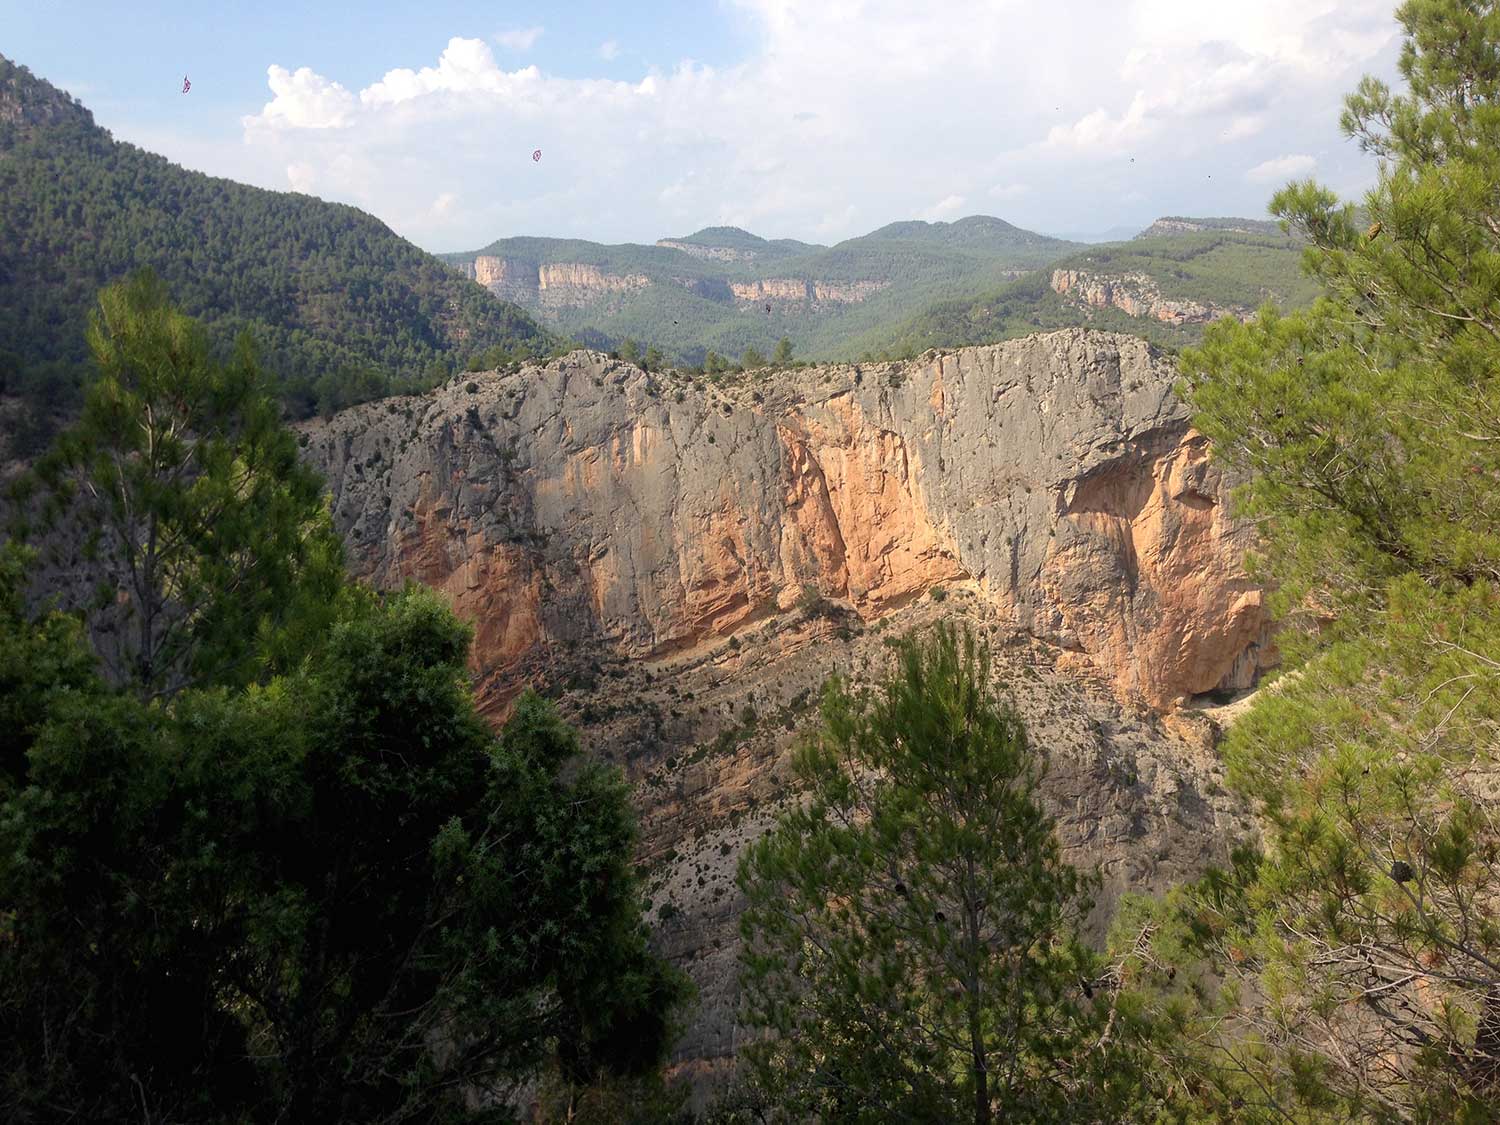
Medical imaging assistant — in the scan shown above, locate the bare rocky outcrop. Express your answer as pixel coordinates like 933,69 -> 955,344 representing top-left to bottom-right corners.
1051,268 -> 1252,326
459,255 -> 883,312
656,239 -> 759,263
304,329 -> 1269,716
460,256 -> 650,308
728,278 -> 888,305
1135,216 -> 1282,240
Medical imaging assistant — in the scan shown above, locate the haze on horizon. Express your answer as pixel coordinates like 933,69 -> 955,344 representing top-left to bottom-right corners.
3,0 -> 1403,252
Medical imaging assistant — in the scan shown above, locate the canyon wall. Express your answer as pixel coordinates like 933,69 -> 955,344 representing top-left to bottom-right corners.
301,328 -> 1269,1080
728,277 -> 889,305
457,255 -> 885,311
304,329 -> 1269,716
655,239 -> 759,262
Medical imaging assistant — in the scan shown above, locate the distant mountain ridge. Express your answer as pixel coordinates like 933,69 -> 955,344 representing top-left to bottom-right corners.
844,220 -> 1314,359
654,226 -> 820,262
445,216 -> 1080,363
0,53 -> 554,440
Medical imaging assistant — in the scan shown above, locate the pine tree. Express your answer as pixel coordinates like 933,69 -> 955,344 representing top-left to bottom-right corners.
19,272 -> 342,699
737,624 -> 1162,1122
1163,2 -> 1500,1115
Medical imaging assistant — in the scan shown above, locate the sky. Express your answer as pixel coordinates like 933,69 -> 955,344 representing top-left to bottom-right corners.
3,0 -> 1405,252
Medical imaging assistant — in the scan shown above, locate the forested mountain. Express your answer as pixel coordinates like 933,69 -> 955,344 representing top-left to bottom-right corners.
847,223 -> 1315,358
0,55 -> 555,446
445,210 -> 1312,366
443,216 -> 1079,364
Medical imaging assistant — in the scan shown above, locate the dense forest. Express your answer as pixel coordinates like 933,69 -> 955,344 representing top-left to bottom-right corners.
0,55 -> 556,450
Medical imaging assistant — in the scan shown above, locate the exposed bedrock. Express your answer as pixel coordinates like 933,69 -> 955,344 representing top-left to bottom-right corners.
303,328 -> 1270,717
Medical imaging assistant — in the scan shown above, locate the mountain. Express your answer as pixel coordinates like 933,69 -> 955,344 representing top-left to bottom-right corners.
300,330 -> 1269,1074
1046,224 -> 1143,244
654,225 -> 820,262
856,214 -> 1065,253
443,216 -> 1080,364
848,220 -> 1316,358
0,54 -> 555,443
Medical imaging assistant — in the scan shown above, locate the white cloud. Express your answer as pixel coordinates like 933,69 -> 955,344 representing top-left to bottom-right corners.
225,2 -> 1401,249
245,65 -> 356,130
921,194 -> 967,220
1247,153 -> 1317,182
493,26 -> 543,51
286,162 -> 317,193
359,38 -> 541,107
1221,114 -> 1266,141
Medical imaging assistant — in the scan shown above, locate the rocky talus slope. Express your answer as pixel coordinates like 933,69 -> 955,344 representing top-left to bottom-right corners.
301,328 -> 1269,1082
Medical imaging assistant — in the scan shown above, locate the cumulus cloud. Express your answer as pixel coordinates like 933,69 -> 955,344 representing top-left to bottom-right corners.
921,194 -> 967,220
246,65 -> 356,130
1247,153 -> 1317,182
286,162 -> 317,193
223,1 -> 1402,248
493,27 -> 543,51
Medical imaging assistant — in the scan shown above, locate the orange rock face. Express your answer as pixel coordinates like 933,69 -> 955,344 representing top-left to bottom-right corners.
303,329 -> 1271,716
1042,430 -> 1268,706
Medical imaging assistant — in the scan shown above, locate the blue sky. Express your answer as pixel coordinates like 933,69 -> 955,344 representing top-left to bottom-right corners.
3,1 -> 1405,251
4,3 -> 754,126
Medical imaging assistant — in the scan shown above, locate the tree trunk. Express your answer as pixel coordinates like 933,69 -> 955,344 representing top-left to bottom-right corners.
965,854 -> 990,1125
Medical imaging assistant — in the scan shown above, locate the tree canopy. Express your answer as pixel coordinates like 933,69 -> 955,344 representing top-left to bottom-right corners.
0,55 -> 556,443
737,625 -> 1168,1123
1147,1 -> 1500,1116
16,272 -> 344,698
0,284 -> 686,1121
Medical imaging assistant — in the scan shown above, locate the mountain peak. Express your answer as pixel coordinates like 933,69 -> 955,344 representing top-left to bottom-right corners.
666,226 -> 769,250
855,214 -> 1071,250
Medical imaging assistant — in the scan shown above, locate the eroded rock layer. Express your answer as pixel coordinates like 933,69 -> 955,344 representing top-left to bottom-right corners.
1051,267 -> 1252,326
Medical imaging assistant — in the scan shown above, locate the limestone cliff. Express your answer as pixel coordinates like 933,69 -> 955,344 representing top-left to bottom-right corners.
460,256 -> 650,308
300,328 -> 1268,1082
304,329 -> 1268,716
727,278 -> 888,305
1051,268 -> 1252,326
656,239 -> 759,263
